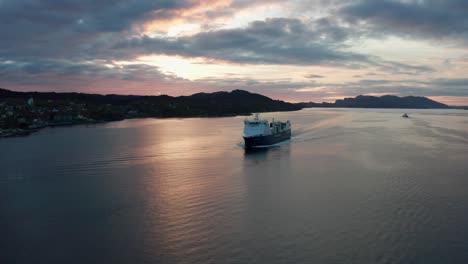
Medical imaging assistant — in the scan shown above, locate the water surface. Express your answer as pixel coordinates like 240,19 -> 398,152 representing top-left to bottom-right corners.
2,108 -> 468,263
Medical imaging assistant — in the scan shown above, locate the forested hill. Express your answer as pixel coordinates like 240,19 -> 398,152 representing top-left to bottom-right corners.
0,88 -> 301,119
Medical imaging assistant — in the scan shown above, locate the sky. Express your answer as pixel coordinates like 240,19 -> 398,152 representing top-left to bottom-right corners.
1,0 -> 468,105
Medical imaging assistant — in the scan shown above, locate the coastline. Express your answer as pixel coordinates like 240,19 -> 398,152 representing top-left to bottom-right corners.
0,112 -> 258,138
0,120 -> 103,138
3,107 -> 464,139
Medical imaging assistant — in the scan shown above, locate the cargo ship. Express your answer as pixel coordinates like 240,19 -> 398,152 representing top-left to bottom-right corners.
243,113 -> 291,148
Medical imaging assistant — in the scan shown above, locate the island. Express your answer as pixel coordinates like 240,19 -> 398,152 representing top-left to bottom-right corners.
0,88 -> 300,137
298,95 -> 449,109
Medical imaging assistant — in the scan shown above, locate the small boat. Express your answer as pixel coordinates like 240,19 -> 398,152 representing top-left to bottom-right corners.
243,113 -> 291,148
402,113 -> 409,118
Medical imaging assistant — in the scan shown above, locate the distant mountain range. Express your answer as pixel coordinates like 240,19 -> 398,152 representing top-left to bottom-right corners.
298,95 -> 450,109
1,88 -> 455,111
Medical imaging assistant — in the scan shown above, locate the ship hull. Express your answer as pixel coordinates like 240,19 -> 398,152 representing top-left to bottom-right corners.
243,129 -> 291,148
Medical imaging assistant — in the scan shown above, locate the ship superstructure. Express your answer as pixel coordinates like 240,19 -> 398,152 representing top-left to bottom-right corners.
243,113 -> 291,148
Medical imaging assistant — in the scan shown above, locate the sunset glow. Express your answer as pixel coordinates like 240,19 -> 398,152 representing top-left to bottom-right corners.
1,0 -> 468,104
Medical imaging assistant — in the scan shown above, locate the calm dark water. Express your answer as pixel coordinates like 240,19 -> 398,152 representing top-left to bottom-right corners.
2,108 -> 468,264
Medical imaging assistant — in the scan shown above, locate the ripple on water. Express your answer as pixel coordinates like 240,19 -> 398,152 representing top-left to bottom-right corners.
2,108 -> 468,264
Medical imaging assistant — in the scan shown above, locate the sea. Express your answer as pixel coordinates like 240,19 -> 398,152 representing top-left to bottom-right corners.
1,108 -> 468,264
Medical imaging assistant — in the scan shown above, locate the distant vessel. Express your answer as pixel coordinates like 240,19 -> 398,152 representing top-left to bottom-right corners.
402,113 -> 409,118
243,113 -> 291,148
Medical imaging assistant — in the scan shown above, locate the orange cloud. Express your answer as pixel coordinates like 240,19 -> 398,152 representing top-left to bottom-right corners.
142,0 -> 283,36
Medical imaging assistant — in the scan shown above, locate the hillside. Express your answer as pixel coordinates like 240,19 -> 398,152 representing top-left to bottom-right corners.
0,87 -> 300,125
0,88 -> 303,136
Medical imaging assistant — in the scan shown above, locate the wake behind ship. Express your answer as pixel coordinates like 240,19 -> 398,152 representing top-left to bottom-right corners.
243,113 -> 291,148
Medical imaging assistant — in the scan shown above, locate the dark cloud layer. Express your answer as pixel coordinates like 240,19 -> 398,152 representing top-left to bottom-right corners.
0,0 -> 194,61
114,18 -> 432,75
305,74 -> 324,78
114,18 -> 368,65
339,0 -> 468,42
0,0 -> 190,33
0,1 -> 439,69
0,59 -> 170,81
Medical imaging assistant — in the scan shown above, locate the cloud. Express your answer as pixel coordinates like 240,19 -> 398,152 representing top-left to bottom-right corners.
305,74 -> 325,78
0,59 -> 193,95
0,1 -> 439,72
339,0 -> 468,43
113,18 -> 364,65
0,0 -> 192,33
0,0 -> 196,63
432,78 -> 468,87
0,59 -> 173,80
113,17 -> 433,75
